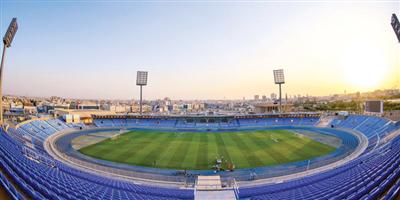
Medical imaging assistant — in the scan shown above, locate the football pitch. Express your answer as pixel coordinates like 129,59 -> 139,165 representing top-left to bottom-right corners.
78,130 -> 336,170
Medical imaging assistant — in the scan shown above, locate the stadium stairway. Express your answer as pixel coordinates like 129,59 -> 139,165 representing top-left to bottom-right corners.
195,190 -> 236,200
0,163 -> 28,200
315,116 -> 335,127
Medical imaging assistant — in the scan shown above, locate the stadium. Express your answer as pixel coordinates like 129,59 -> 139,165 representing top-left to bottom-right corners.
1,2 -> 400,200
1,112 -> 400,200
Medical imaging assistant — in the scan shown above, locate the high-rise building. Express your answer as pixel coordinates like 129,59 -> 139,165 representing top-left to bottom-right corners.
254,95 -> 260,101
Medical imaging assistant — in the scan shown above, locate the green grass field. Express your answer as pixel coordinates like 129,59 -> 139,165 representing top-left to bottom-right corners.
78,130 -> 336,170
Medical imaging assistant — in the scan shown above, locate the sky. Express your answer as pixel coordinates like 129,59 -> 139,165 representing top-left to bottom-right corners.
1,1 -> 400,100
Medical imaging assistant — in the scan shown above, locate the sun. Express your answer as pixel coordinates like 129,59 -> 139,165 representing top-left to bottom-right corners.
339,43 -> 388,91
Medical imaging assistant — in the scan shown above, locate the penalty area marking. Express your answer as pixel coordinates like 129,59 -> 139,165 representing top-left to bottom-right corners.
72,130 -> 127,150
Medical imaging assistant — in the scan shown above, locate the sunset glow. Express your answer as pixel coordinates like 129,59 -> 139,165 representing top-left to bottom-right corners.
1,1 -> 399,99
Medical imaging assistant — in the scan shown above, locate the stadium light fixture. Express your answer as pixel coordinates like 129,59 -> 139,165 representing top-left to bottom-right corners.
273,69 -> 285,113
391,13 -> 400,43
0,18 -> 18,125
136,71 -> 148,116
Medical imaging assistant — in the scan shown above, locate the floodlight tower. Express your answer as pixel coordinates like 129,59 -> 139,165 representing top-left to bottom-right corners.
273,69 -> 285,113
0,18 -> 18,125
136,71 -> 148,116
391,13 -> 400,43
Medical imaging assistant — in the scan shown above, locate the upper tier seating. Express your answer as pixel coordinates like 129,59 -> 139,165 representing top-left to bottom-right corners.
93,117 -> 320,129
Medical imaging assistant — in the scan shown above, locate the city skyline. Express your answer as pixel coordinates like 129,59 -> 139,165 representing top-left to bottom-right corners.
1,1 -> 400,100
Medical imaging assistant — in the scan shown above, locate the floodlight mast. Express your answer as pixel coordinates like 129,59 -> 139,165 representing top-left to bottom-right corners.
392,13 -> 400,43
0,18 -> 18,126
136,71 -> 148,116
279,84 -> 282,111
140,85 -> 142,115
273,69 -> 285,113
